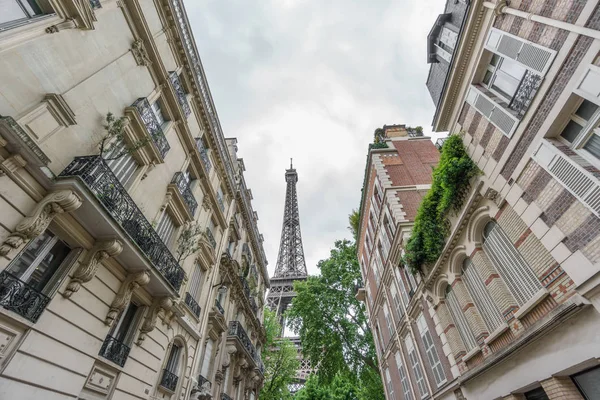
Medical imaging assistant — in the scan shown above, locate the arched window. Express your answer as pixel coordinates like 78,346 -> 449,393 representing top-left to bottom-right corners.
160,341 -> 185,393
461,258 -> 504,331
445,285 -> 477,351
482,221 -> 542,305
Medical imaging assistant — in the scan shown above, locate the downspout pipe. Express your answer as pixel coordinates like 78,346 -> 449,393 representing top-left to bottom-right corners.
483,0 -> 600,40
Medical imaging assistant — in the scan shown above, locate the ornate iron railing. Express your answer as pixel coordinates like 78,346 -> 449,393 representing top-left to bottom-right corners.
508,70 -> 542,120
205,228 -> 216,249
169,71 -> 191,118
59,156 -> 185,290
169,0 -> 235,190
184,292 -> 201,318
198,374 -> 210,388
239,276 -> 251,299
160,369 -> 179,392
228,321 -> 257,361
0,271 -> 50,323
435,138 -> 447,150
99,335 -> 131,367
221,394 -> 233,400
195,138 -> 212,173
215,298 -> 224,315
254,353 -> 265,375
249,296 -> 258,315
216,191 -> 225,212
171,172 -> 198,216
89,0 -> 101,8
132,98 -> 170,159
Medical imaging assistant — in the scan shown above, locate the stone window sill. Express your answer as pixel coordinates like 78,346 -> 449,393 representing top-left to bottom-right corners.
514,288 -> 549,320
484,323 -> 509,345
463,346 -> 481,362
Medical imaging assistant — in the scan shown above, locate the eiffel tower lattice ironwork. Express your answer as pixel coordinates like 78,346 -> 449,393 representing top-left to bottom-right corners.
266,160 -> 312,393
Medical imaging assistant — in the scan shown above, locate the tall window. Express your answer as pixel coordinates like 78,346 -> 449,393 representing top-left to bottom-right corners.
416,314 -> 446,386
160,342 -> 182,391
395,352 -> 414,400
156,211 -> 177,246
188,264 -> 203,301
483,221 -> 542,305
100,302 -> 141,366
462,258 -> 504,331
165,343 -> 181,374
104,138 -> 139,187
383,303 -> 394,337
446,286 -> 477,351
151,100 -> 168,127
384,368 -> 395,400
558,98 -> 600,161
435,27 -> 458,62
1,0 -> 45,29
404,335 -> 428,398
390,284 -> 404,319
572,365 -> 600,399
395,268 -> 411,305
482,54 -> 527,103
200,339 -> 215,378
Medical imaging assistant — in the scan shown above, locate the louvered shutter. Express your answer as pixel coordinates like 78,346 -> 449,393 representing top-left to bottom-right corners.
466,86 -> 520,137
485,28 -> 556,76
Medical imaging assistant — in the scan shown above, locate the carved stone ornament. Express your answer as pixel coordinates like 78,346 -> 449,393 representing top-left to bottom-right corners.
46,18 -> 78,34
0,154 -> 27,178
105,270 -> 150,326
214,369 -> 224,385
63,239 -> 123,298
190,376 -> 212,400
202,196 -> 212,212
131,40 -> 152,66
137,296 -> 173,344
454,388 -> 466,400
0,190 -> 82,257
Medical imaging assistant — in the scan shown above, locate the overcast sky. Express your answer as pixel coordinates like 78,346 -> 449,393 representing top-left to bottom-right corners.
186,0 -> 446,277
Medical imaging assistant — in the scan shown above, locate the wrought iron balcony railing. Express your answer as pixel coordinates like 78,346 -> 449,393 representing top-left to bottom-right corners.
171,172 -> 198,216
508,70 -> 542,120
215,298 -> 225,315
99,335 -> 131,367
221,394 -> 233,400
160,369 -> 179,392
184,292 -> 201,318
239,275 -> 251,299
435,138 -> 447,150
132,98 -> 170,159
216,191 -> 225,213
169,71 -> 191,118
0,271 -> 51,323
228,321 -> 257,361
198,374 -> 211,389
205,228 -> 216,249
195,138 -> 212,173
59,156 -> 185,290
254,353 -> 265,375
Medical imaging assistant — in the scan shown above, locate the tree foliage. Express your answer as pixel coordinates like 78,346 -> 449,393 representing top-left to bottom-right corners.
286,240 -> 384,400
174,221 -> 204,263
99,112 -> 150,160
348,209 -> 360,240
295,373 -> 359,400
259,309 -> 299,400
403,134 -> 479,274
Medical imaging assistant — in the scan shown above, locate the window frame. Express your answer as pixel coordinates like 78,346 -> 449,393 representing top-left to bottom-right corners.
556,96 -> 600,169
404,334 -> 429,399
416,313 -> 447,387
395,351 -> 414,400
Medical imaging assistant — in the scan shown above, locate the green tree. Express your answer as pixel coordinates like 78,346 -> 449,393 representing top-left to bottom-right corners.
348,209 -> 360,240
295,372 -> 359,400
98,112 -> 150,160
259,309 -> 299,400
287,239 -> 385,400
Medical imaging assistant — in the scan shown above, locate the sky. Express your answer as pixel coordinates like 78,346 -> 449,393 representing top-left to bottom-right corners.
186,0 -> 447,277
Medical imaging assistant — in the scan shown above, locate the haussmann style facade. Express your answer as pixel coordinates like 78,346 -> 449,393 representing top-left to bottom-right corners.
358,0 -> 600,399
0,1 -> 270,400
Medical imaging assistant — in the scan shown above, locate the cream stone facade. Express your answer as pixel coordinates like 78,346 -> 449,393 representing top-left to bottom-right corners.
0,1 -> 268,400
359,1 -> 600,399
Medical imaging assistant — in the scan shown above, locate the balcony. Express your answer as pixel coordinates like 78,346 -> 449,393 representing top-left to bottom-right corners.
99,335 -> 131,367
215,298 -> 225,315
58,156 -> 185,291
205,228 -> 216,249
160,369 -> 179,392
239,275 -> 251,299
508,70 -> 542,120
228,321 -> 258,362
171,172 -> 198,216
169,71 -> 191,118
0,271 -> 50,323
195,138 -> 212,173
184,292 -> 201,318
131,98 -> 170,159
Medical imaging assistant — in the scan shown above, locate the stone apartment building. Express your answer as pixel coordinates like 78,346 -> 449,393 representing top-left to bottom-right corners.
0,1 -> 269,400
359,0 -> 600,399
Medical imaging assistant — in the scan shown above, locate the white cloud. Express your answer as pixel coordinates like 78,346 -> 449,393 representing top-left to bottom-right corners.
186,0 -> 447,276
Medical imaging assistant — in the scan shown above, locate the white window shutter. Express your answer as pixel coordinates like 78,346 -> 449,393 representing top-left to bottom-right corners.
575,64 -> 600,105
466,86 -> 519,137
485,28 -> 556,76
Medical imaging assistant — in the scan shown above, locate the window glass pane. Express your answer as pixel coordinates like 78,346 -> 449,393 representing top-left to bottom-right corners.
151,101 -> 166,126
113,303 -> 138,342
573,366 -> 600,399
499,58 -> 527,81
584,134 -> 600,160
492,71 -> 521,99
29,240 -> 70,291
483,70 -> 493,86
0,0 -> 29,24
490,54 -> 500,67
560,120 -> 584,143
524,387 -> 549,400
576,100 -> 599,121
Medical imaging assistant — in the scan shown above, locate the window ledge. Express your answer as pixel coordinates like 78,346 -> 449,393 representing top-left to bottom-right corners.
484,323 -> 509,345
463,346 -> 481,362
514,288 -> 549,320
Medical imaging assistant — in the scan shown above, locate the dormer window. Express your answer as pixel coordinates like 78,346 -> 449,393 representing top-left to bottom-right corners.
435,27 -> 458,63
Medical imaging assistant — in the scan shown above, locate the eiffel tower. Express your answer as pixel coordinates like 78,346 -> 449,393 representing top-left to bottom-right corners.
266,160 -> 312,392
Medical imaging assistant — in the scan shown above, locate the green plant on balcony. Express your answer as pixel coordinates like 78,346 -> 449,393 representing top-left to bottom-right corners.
403,134 -> 479,275
174,221 -> 204,263
98,112 -> 151,161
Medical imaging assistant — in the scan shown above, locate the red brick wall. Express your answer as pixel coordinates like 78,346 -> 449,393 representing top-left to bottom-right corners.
396,190 -> 428,222
388,140 -> 438,186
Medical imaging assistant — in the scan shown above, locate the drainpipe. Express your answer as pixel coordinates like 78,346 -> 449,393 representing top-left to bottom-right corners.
483,0 -> 600,40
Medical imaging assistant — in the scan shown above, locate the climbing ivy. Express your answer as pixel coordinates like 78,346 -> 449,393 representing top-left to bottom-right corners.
403,134 -> 479,275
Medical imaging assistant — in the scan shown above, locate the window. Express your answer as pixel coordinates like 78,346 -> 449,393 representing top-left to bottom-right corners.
416,313 -> 446,386
156,211 -> 177,246
435,27 -> 458,63
524,387 -> 549,400
200,339 -> 215,377
375,324 -> 384,356
1,0 -> 46,29
462,258 -> 504,332
395,268 -> 410,305
1,229 -> 73,322
160,342 -> 182,391
104,138 -> 139,186
151,100 -> 168,127
384,368 -> 395,400
383,303 -> 393,337
100,302 -> 141,366
404,335 -> 428,398
395,352 -> 414,400
446,286 -> 477,351
483,221 -> 542,306
572,366 -> 600,399
482,54 -> 527,103
390,284 -> 404,318
558,98 -> 600,162
188,264 -> 203,301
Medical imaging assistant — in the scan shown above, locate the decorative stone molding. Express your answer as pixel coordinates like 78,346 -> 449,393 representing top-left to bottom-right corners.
202,196 -> 212,212
196,234 -> 216,270
44,93 -> 77,126
105,270 -> 150,326
137,296 -> 174,344
131,40 -> 152,66
0,154 -> 27,177
63,239 -> 123,298
46,18 -> 78,33
0,190 -> 82,258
